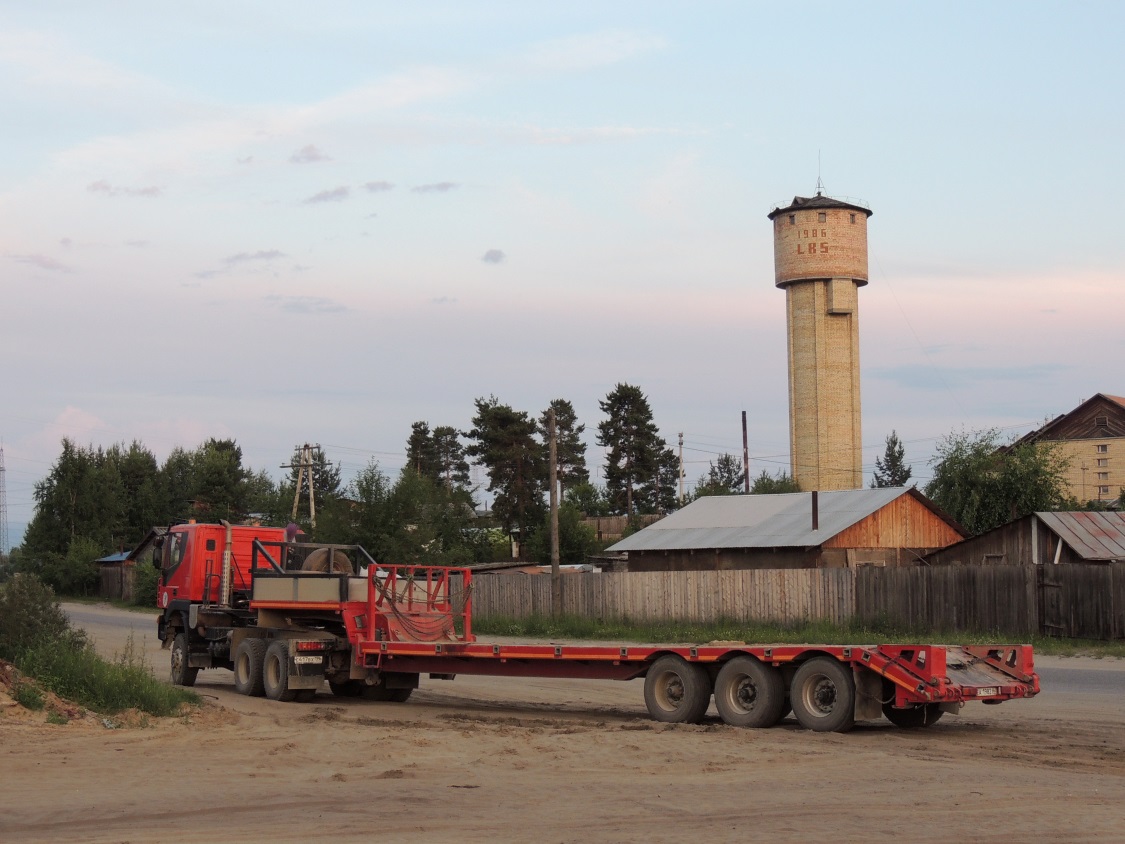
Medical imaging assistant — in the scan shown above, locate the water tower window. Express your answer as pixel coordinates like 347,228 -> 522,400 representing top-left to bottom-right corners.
1096,444 -> 1109,453
850,213 -> 856,223
1097,472 -> 1109,480
1095,415 -> 1109,428
788,214 -> 795,225
818,212 -> 827,223
1098,486 -> 1110,496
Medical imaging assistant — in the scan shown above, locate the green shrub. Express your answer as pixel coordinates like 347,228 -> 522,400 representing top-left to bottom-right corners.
19,633 -> 197,717
132,561 -> 159,607
0,573 -> 85,661
12,679 -> 45,710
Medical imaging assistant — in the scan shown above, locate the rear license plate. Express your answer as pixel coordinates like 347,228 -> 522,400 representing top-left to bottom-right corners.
293,655 -> 323,665
977,687 -> 998,696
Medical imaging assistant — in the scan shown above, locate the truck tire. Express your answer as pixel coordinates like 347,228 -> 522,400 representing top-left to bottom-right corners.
170,632 -> 199,687
883,702 -> 944,728
263,640 -> 297,702
361,675 -> 414,703
713,656 -> 785,728
790,657 -> 855,733
233,638 -> 267,697
643,655 -> 711,724
329,679 -> 364,697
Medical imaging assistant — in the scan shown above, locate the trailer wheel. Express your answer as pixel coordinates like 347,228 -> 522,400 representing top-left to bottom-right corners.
644,655 -> 711,724
170,632 -> 199,687
233,639 -> 267,697
713,656 -> 785,728
263,640 -> 297,702
790,657 -> 855,733
883,702 -> 944,728
329,679 -> 364,697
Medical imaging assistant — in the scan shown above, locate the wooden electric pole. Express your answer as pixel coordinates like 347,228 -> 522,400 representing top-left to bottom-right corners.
548,408 -> 561,617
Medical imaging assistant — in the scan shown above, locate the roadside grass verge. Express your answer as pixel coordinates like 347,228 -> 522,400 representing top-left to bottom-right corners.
18,634 -> 198,717
1,573 -> 198,718
473,614 -> 1125,659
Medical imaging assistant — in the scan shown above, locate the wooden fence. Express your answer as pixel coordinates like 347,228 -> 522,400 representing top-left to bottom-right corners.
464,562 -> 1125,640
466,569 -> 854,626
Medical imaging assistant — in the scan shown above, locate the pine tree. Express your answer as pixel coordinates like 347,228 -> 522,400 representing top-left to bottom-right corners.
465,396 -> 546,539
596,383 -> 673,515
871,431 -> 913,488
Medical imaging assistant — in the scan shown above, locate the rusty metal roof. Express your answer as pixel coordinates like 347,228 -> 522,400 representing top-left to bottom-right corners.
607,488 -> 933,553
1036,511 -> 1125,561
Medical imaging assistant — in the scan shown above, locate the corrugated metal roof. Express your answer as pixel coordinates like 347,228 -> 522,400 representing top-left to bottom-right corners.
607,488 -> 917,552
1036,511 -> 1125,561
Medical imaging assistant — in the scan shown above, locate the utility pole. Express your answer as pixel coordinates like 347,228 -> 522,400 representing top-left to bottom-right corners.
0,445 -> 8,558
742,411 -> 751,494
678,432 -> 685,503
548,408 -> 561,617
282,444 -> 320,530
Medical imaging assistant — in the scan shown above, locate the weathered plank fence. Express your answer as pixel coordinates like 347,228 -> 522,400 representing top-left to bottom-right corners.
464,562 -> 1125,640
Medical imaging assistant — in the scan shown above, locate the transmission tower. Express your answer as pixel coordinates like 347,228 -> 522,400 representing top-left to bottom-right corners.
0,446 -> 9,557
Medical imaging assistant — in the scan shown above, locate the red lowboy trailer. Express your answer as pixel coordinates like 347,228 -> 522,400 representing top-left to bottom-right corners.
154,523 -> 1039,733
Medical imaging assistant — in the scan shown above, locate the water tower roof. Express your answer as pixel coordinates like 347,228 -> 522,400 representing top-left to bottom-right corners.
768,193 -> 872,220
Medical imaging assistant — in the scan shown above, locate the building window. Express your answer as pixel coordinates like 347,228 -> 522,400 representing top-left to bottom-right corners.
1096,472 -> 1109,480
1098,486 -> 1110,496
818,212 -> 827,223
1096,458 -> 1109,467
789,214 -> 795,225
850,213 -> 856,223
1096,444 -> 1108,453
1095,415 -> 1108,428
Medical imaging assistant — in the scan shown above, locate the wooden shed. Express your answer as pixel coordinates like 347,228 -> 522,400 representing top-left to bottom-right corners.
607,488 -> 964,572
925,511 -> 1125,567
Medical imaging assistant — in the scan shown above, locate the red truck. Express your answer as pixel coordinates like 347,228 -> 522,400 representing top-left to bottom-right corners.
154,521 -> 1040,732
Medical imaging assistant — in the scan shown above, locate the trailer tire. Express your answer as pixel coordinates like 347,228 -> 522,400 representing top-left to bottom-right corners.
883,702 -> 944,728
170,632 -> 199,687
329,679 -> 364,697
233,639 -> 267,697
713,656 -> 785,728
263,640 -> 297,702
644,655 -> 711,724
790,657 -> 855,733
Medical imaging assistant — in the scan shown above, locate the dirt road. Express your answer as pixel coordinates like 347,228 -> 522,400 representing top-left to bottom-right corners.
1,603 -> 1122,843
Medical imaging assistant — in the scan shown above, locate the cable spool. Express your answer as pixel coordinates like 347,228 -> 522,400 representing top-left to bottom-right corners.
300,548 -> 354,574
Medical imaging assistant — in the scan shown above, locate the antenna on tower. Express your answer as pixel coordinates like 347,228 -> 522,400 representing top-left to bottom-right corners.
0,444 -> 9,558
815,150 -> 824,196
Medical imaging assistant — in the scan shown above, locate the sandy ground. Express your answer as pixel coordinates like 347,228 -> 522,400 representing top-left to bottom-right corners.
0,603 -> 1122,843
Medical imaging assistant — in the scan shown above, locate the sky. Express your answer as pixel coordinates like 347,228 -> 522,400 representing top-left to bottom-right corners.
3,1 -> 1124,549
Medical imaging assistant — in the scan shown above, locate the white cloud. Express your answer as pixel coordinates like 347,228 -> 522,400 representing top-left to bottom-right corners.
517,30 -> 667,73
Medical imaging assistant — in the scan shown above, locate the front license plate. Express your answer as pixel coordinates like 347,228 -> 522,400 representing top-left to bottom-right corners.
976,687 -> 998,696
293,655 -> 323,665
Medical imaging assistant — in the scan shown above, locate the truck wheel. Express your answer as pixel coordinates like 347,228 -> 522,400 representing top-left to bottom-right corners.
361,676 -> 414,703
329,679 -> 364,697
643,655 -> 711,724
263,640 -> 297,702
170,632 -> 199,687
790,657 -> 855,732
713,656 -> 785,728
233,639 -> 267,697
883,702 -> 944,728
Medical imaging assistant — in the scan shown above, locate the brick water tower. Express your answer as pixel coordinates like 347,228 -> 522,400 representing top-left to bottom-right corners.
768,191 -> 872,490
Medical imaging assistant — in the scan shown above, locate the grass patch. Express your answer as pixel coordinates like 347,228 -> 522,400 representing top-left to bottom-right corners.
473,614 -> 1125,659
12,679 -> 46,710
46,711 -> 69,725
18,633 -> 198,717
